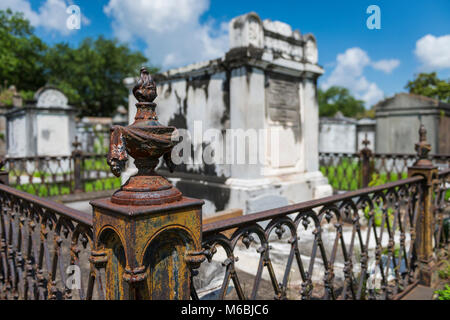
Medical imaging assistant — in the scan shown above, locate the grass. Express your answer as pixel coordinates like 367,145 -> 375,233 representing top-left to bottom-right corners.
15,183 -> 71,197
438,261 -> 450,280
83,158 -> 109,171
381,245 -> 401,257
321,162 -> 411,227
320,158 -> 361,191
433,261 -> 450,300
8,156 -> 116,197
84,177 -> 121,192
10,170 -> 69,180
435,284 -> 450,300
364,205 -> 394,228
445,189 -> 450,202
320,159 -> 409,192
12,177 -> 121,197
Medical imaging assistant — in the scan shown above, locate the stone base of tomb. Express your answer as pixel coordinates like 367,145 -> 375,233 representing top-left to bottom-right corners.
163,171 -> 332,216
120,161 -> 332,216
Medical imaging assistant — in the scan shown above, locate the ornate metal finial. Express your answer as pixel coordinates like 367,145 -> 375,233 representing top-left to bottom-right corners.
130,67 -> 159,122
418,124 -> 427,142
72,136 -> 81,151
414,124 -> 432,166
362,133 -> 370,149
132,67 -> 157,103
106,68 -> 181,205
360,133 -> 372,159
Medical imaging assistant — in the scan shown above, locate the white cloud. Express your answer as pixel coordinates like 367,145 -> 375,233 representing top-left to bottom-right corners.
371,59 -> 400,74
415,34 -> 450,70
103,0 -> 229,69
0,0 -> 90,35
321,47 -> 399,107
1,0 -> 38,25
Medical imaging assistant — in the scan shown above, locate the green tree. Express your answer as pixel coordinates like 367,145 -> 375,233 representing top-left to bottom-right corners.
0,8 -> 156,116
44,37 -> 151,117
318,86 -> 366,118
405,72 -> 450,103
0,9 -> 46,93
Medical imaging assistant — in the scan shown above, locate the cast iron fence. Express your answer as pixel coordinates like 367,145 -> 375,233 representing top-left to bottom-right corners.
319,151 -> 450,192
1,167 -> 447,300
0,183 -> 104,300
196,173 -> 449,300
434,169 -> 450,259
2,151 -> 118,197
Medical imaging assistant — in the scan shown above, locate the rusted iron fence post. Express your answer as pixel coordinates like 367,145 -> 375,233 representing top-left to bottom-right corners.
72,136 -> 84,193
89,68 -> 204,300
408,124 -> 438,286
359,134 -> 373,188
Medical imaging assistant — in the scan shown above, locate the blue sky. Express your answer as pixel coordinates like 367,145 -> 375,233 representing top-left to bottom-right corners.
2,0 -> 450,107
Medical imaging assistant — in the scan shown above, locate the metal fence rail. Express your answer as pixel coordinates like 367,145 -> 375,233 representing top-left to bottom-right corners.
434,169 -> 450,260
0,168 -> 448,300
5,155 -> 73,196
0,121 -> 449,300
2,152 -> 117,197
2,66 -> 448,300
319,151 -> 450,191
197,175 -> 434,300
0,183 -> 101,300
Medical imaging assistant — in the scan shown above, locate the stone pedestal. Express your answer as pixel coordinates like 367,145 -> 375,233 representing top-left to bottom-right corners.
90,68 -> 206,300
90,197 -> 204,300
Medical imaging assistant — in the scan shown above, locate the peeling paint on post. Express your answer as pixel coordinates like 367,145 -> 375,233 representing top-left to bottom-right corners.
407,124 -> 439,287
90,68 -> 205,300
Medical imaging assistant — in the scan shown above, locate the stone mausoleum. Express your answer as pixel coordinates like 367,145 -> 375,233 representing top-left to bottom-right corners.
319,112 -> 376,154
375,93 -> 450,154
6,86 -> 76,157
124,12 -> 332,215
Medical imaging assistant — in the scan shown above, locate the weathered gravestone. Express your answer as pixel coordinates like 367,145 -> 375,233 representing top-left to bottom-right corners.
123,12 -> 332,215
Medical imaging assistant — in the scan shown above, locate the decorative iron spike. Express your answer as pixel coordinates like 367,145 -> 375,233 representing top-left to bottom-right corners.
414,123 -> 432,166
72,136 -> 81,151
419,123 -> 427,142
362,133 -> 370,148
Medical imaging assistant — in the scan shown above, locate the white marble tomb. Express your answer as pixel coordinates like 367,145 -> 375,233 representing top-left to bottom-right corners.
6,86 -> 76,158
123,12 -> 332,215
